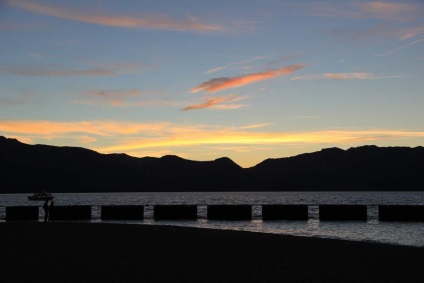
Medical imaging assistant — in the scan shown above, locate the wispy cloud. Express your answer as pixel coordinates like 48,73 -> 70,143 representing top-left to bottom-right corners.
8,0 -> 223,31
400,27 -> 424,40
288,116 -> 320,119
96,129 -> 424,153
0,120 -> 171,137
5,67 -> 115,77
4,62 -> 144,77
3,120 -> 424,151
0,92 -> 32,105
308,1 -> 422,21
292,73 -> 402,80
363,2 -> 414,16
374,38 -> 424,57
4,120 -> 424,167
183,95 -> 246,111
82,89 -> 143,107
29,51 -> 43,59
205,55 -> 268,74
239,123 -> 272,130
73,89 -> 180,108
193,65 -> 305,93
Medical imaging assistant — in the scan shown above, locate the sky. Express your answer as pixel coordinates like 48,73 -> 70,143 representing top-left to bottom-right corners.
1,0 -> 424,167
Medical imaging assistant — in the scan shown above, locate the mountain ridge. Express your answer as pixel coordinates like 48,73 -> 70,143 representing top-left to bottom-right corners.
1,136 -> 423,193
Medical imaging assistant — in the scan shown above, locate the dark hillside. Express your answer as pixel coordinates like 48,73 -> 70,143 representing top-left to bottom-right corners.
1,136 -> 423,193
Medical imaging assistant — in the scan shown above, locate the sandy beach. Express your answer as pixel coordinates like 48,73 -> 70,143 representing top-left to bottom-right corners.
0,222 -> 423,282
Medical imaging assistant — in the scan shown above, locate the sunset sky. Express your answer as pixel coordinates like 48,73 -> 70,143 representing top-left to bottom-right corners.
1,0 -> 423,167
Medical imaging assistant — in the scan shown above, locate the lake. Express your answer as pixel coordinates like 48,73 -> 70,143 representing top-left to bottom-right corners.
1,191 -> 424,247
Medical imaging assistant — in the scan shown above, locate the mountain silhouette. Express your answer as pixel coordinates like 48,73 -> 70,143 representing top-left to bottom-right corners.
1,136 -> 423,193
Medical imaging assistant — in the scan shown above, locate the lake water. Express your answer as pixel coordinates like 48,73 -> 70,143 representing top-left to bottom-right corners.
1,191 -> 424,247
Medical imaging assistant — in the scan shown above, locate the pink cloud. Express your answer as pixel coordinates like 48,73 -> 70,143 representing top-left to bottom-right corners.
183,95 -> 245,111
8,0 -> 223,31
83,89 -> 143,107
308,1 -> 421,21
364,2 -> 413,15
192,64 -> 305,93
400,27 -> 424,40
292,73 -> 402,80
88,89 -> 142,99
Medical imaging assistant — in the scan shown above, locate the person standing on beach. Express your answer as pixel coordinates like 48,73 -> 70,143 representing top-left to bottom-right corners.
43,200 -> 49,222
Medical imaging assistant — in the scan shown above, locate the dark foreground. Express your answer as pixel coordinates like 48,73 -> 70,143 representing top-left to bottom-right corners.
0,223 -> 423,282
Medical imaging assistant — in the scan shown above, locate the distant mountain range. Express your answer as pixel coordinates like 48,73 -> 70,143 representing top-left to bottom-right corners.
1,136 -> 423,193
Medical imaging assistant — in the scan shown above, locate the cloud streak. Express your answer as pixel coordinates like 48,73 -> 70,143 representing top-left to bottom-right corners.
374,38 -> 424,57
183,95 -> 245,111
400,27 -> 424,40
80,89 -> 144,107
5,68 -> 116,77
205,55 -> 268,74
8,0 -> 223,31
73,89 -> 182,108
193,64 -> 305,93
0,120 -> 174,137
4,62 -> 144,77
292,73 -> 402,80
3,120 -> 424,149
4,120 -> 424,167
308,1 -> 422,21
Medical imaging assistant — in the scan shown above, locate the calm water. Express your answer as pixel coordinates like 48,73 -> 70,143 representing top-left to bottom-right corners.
1,191 -> 424,247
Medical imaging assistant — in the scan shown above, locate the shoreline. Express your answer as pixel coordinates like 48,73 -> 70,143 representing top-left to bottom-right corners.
1,222 -> 423,282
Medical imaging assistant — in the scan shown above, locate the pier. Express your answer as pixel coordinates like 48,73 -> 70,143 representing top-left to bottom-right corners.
2,204 -> 424,222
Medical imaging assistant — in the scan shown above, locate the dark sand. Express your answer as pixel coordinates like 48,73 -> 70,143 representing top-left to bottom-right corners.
0,223 -> 423,282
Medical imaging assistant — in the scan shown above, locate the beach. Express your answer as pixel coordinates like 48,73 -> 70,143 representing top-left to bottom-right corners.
0,222 -> 423,282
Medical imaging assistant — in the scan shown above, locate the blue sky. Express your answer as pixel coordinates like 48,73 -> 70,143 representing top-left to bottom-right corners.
1,0 -> 423,167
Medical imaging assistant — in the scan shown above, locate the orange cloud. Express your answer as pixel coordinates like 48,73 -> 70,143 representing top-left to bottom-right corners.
97,129 -> 424,153
4,121 -> 424,148
3,120 -> 424,167
0,120 -> 170,136
8,0 -> 223,31
192,64 -> 305,93
183,95 -> 245,111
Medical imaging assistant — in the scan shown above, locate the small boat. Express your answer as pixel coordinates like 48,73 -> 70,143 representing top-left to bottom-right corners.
28,191 -> 54,201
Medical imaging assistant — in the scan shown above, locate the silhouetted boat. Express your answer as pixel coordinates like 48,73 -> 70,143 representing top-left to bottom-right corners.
28,192 -> 54,201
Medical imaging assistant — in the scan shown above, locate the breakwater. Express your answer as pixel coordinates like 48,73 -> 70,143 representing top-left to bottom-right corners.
3,204 -> 424,222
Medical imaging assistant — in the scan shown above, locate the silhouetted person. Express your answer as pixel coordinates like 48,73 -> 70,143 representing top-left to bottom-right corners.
49,201 -> 54,221
43,201 -> 49,222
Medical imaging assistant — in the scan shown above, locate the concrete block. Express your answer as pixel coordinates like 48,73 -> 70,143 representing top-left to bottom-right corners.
101,205 -> 144,220
379,205 -> 424,222
319,205 -> 367,221
153,205 -> 197,220
50,205 -> 92,221
262,205 -> 308,220
6,206 -> 39,221
207,205 -> 252,220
